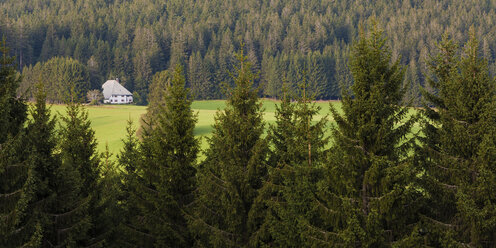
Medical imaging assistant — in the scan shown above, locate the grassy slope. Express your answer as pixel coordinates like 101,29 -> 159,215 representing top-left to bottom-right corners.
48,100 -> 417,159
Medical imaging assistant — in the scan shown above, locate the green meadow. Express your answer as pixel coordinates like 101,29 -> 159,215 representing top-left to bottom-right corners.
47,100 -> 417,159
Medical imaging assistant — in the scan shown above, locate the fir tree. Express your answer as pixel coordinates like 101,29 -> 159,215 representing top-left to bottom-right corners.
419,29 -> 496,247
305,22 -> 419,247
189,49 -> 269,247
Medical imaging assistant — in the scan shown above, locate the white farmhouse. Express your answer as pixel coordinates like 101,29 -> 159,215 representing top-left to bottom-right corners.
102,79 -> 133,104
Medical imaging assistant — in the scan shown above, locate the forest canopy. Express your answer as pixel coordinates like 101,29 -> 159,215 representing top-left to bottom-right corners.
1,0 -> 496,103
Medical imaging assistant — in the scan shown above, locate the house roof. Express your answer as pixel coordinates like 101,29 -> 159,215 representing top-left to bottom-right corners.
102,80 -> 132,99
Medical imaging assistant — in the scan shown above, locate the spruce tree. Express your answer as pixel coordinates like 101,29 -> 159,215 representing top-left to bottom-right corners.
189,50 -> 269,247
138,69 -> 171,137
254,81 -> 329,247
419,30 -> 496,247
96,144 -> 123,247
0,39 -> 29,247
117,120 -> 151,247
59,101 -> 108,246
59,102 -> 99,200
0,39 -> 27,143
121,65 -> 199,247
305,22 -> 419,247
10,84 -> 91,247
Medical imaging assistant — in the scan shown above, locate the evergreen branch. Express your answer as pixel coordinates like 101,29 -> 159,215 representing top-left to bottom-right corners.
142,184 -> 160,195
56,217 -> 89,236
425,145 -> 468,164
435,163 -> 450,171
439,182 -> 458,190
304,224 -> 345,247
84,232 -> 108,248
10,223 -> 27,235
313,193 -> 337,214
263,180 -> 288,190
3,163 -> 26,170
272,165 -> 294,174
337,130 -> 361,145
184,211 -> 237,241
421,214 -> 456,228
0,189 -> 22,199
265,198 -> 288,206
184,198 -> 198,209
306,235 -> 338,246
46,240 -> 55,248
198,219 -> 237,241
459,243 -> 475,248
365,188 -> 397,201
439,151 -> 468,163
32,196 -> 49,208
305,224 -> 340,238
150,214 -> 176,228
205,171 -> 228,191
196,202 -> 224,219
115,240 -> 138,248
447,114 -> 469,126
46,198 -> 89,218
327,191 -> 360,204
122,222 -> 155,239
354,145 -> 371,155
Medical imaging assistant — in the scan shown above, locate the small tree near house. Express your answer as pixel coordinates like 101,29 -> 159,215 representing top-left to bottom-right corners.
87,89 -> 103,105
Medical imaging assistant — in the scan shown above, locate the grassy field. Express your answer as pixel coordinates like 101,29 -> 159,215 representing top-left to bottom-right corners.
48,100 -> 417,159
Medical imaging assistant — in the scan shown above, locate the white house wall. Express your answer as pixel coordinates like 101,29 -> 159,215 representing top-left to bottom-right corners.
107,95 -> 133,104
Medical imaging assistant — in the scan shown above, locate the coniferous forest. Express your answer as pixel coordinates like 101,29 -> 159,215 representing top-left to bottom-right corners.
2,1 -> 496,247
2,0 -> 496,104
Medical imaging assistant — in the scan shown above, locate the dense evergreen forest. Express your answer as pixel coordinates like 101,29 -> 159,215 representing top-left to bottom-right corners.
2,0 -> 496,103
3,16 -> 496,246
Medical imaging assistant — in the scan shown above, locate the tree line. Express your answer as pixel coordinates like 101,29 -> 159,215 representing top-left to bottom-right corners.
2,23 -> 496,247
3,0 -> 496,104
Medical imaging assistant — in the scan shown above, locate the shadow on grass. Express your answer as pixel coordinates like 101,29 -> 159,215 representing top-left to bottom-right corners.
194,125 -> 214,136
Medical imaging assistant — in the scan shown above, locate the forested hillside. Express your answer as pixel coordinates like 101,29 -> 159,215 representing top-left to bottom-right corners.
2,0 -> 496,103
3,15 -> 496,246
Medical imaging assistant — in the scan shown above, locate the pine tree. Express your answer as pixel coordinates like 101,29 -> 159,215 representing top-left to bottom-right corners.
189,49 -> 269,247
418,30 -> 496,247
254,81 -> 329,247
305,22 -> 419,247
121,65 -> 199,247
